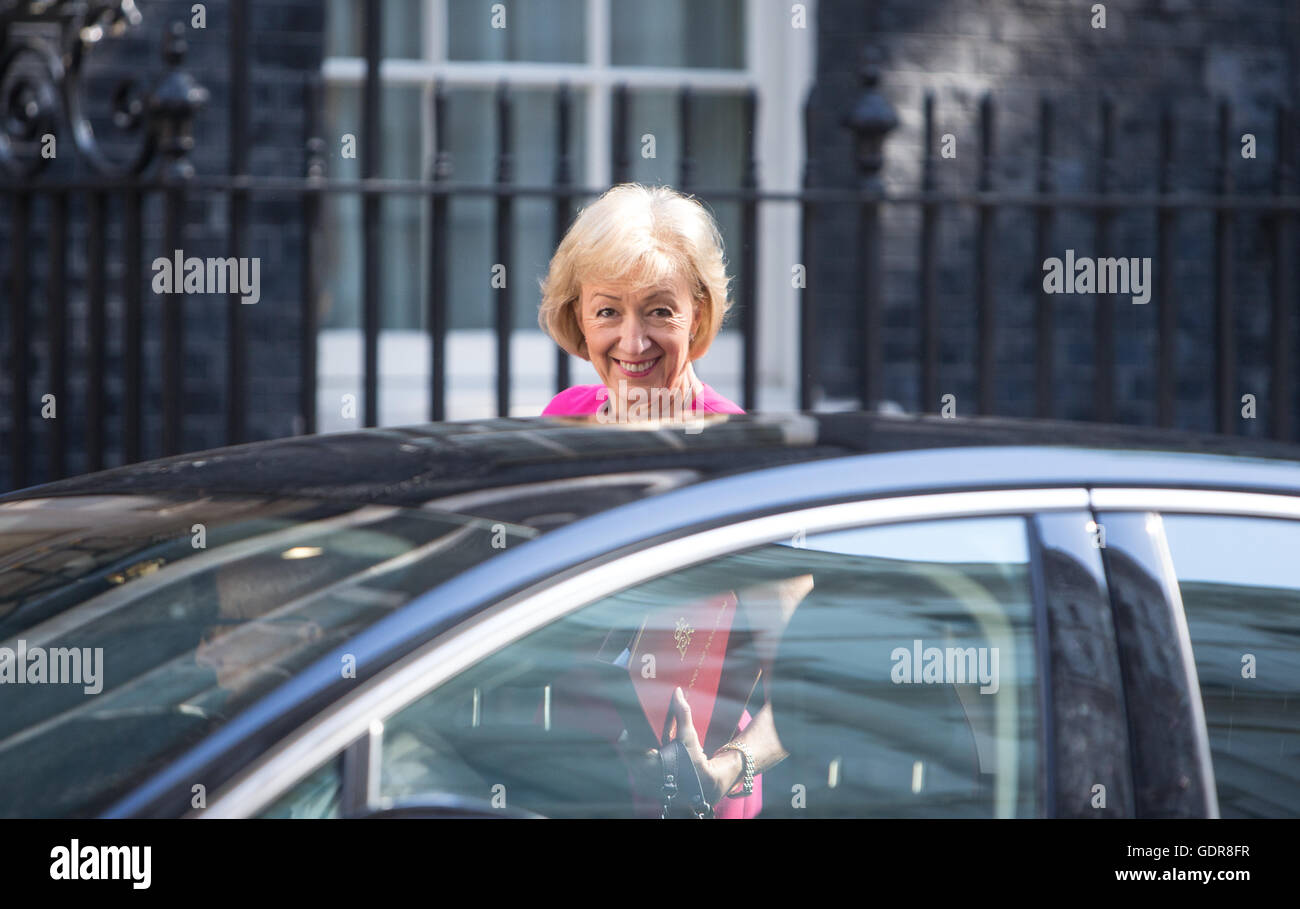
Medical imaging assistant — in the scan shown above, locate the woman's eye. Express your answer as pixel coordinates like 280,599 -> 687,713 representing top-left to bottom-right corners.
595,307 -> 615,318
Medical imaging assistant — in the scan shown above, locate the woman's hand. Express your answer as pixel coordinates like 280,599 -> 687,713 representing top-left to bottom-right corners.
665,687 -> 744,807
614,686 -> 753,810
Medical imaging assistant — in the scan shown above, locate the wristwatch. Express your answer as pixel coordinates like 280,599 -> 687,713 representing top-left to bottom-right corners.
718,741 -> 755,797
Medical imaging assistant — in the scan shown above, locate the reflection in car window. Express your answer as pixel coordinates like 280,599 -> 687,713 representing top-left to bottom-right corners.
766,516 -> 1039,817
363,515 -> 1039,818
0,495 -> 536,818
259,756 -> 344,819
1162,514 -> 1300,818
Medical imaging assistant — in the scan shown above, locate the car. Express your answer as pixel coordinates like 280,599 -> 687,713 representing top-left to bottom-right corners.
0,411 -> 1297,819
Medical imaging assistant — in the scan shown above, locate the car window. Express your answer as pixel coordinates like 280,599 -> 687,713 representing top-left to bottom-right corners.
258,756 -> 344,819
332,514 -> 1040,819
1161,514 -> 1300,818
765,516 -> 1040,817
0,494 -> 536,818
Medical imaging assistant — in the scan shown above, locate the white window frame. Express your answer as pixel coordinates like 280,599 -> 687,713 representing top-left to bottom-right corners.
318,0 -> 815,425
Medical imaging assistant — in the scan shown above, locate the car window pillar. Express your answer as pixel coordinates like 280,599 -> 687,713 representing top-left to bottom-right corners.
1032,511 -> 1134,817
1093,510 -> 1218,817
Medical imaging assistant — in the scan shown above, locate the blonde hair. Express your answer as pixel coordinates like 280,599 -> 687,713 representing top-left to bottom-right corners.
538,183 -> 732,361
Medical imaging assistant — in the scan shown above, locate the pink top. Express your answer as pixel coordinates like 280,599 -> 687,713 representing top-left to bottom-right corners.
543,381 -> 757,817
541,383 -> 745,416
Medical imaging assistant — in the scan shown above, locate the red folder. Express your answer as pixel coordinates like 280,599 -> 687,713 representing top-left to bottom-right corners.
627,592 -> 738,745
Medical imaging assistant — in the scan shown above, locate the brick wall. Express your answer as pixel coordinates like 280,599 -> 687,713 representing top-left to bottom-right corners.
808,0 -> 1300,437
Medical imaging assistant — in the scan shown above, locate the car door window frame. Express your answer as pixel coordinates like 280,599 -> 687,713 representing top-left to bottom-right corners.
199,487 -> 1091,818
1089,486 -> 1300,818
1032,511 -> 1134,817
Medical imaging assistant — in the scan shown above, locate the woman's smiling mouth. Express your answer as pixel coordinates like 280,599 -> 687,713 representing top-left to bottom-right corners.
612,356 -> 661,377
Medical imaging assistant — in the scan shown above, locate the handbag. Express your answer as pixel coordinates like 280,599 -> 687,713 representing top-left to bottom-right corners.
658,708 -> 713,818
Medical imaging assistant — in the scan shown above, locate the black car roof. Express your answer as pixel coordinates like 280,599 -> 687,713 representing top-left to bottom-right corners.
7,412 -> 1300,522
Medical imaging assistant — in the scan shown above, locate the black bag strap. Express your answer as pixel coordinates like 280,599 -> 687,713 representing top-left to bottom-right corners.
659,708 -> 713,818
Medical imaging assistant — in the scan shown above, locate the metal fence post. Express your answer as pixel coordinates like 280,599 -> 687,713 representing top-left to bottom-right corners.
844,45 -> 898,412
150,21 -> 208,457
301,73 -> 325,436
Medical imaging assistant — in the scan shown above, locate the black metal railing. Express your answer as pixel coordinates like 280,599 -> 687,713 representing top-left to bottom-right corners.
2,1 -> 1298,496
3,2 -> 209,490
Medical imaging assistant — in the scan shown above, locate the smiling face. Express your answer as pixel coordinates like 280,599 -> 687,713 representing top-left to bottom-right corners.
578,271 -> 701,397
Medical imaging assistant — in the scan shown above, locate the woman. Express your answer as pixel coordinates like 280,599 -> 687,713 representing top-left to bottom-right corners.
538,183 -> 743,421
539,183 -> 787,816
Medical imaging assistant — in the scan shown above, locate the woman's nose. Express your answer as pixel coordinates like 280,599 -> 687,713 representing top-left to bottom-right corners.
619,316 -> 651,353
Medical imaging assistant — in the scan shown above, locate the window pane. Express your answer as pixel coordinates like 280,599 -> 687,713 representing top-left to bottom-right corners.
447,87 -> 589,328
258,756 -> 343,818
326,0 -> 423,59
767,517 -> 1040,817
321,84 -> 587,333
0,495 -> 535,818
611,0 -> 745,69
1162,514 -> 1300,818
448,0 -> 586,63
622,90 -> 746,189
324,0 -> 362,57
371,515 -> 1039,818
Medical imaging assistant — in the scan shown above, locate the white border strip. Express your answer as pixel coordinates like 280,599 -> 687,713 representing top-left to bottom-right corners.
321,58 -> 754,91
1089,488 -> 1300,519
199,486 -> 1087,817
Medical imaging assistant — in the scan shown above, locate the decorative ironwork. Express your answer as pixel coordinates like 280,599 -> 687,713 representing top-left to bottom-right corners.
149,20 -> 206,180
0,1 -> 205,178
844,44 -> 899,192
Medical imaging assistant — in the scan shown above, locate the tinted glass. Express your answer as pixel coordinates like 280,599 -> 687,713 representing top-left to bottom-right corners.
325,0 -> 424,59
610,0 -> 744,68
0,495 -> 535,817
448,0 -> 586,63
260,756 -> 344,819
358,515 -> 1039,818
767,517 -> 1040,817
320,84 -> 587,333
1162,514 -> 1300,817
